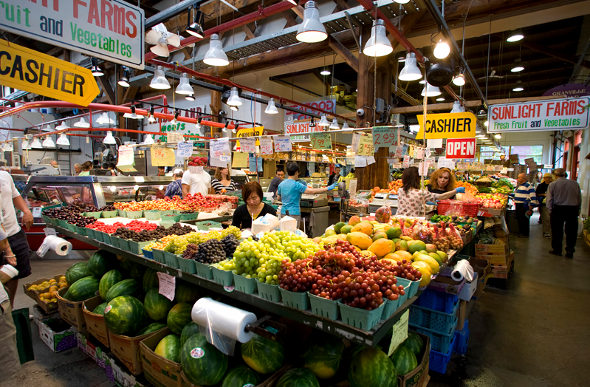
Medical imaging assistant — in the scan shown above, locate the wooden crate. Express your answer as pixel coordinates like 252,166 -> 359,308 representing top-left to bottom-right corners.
475,243 -> 509,265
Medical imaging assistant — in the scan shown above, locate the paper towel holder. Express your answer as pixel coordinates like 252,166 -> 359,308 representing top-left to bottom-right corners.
244,315 -> 287,340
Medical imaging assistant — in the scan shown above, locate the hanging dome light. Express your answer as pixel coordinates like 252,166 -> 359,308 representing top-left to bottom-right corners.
96,112 -> 114,126
143,134 -> 155,145
56,133 -> 70,146
320,68 -> 331,76
394,0 -> 410,3
318,115 -> 330,127
55,122 -> 68,131
226,87 -> 242,107
31,138 -> 42,148
450,101 -> 465,113
436,97 -> 445,102
176,73 -> 194,95
494,133 -> 502,140
185,95 -> 195,101
433,38 -> 451,59
363,19 -> 393,57
74,117 -> 90,128
103,131 -> 117,145
150,66 -> 171,89
507,30 -> 524,42
421,82 -> 442,97
203,34 -> 229,66
342,121 -> 350,130
452,72 -> 466,86
484,120 -> 489,127
329,118 -> 339,130
42,136 -> 56,148
265,98 -> 279,114
399,53 -> 422,81
296,1 -> 327,43
21,139 -> 31,150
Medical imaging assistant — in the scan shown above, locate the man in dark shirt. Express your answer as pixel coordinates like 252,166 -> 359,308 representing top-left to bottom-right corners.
547,168 -> 581,258
535,173 -> 553,237
268,169 -> 284,198
328,165 -> 342,186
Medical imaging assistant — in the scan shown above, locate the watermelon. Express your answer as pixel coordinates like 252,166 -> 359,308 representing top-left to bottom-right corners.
403,332 -> 424,357
120,258 -> 145,280
167,303 -> 193,334
391,345 -> 417,375
105,278 -> 139,302
277,368 -> 320,387
303,335 -> 345,379
154,334 -> 181,363
144,288 -> 173,321
143,268 -> 159,292
175,282 -> 199,304
181,335 -> 228,386
64,276 -> 99,301
99,269 -> 123,300
180,322 -> 203,346
349,347 -> 397,387
66,262 -> 90,285
241,334 -> 284,374
138,322 -> 167,336
222,365 -> 260,387
87,250 -> 115,277
104,295 -> 147,336
92,302 -> 108,315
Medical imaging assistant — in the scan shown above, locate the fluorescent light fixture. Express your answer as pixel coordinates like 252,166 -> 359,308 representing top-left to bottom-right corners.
31,138 -> 42,148
452,73 -> 466,86
421,82 -> 442,97
56,133 -> 70,146
265,98 -> 279,114
74,117 -> 90,128
226,87 -> 242,107
329,118 -> 339,130
42,136 -> 56,148
176,73 -> 194,95
204,34 -> 229,66
296,1 -> 327,43
143,134 -> 155,145
511,65 -> 524,73
103,131 -> 117,145
150,66 -> 171,89
433,39 -> 450,59
363,19 -> 393,57
507,31 -> 524,42
318,115 -> 330,127
320,68 -> 331,76
399,53 -> 422,81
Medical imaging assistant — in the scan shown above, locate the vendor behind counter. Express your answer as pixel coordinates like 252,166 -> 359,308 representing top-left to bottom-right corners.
232,181 -> 276,230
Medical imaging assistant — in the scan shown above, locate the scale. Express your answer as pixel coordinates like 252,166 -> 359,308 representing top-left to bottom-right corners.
369,193 -> 398,214
300,193 -> 329,208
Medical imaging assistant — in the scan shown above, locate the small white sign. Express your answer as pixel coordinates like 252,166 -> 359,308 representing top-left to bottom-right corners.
177,141 -> 193,158
240,137 -> 256,153
402,155 -> 410,168
274,136 -> 292,152
260,137 -> 273,155
354,156 -> 367,168
157,272 -> 176,301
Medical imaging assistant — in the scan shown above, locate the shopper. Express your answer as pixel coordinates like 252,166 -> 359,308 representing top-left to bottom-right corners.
165,169 -> 184,198
428,167 -> 457,195
78,161 -> 93,176
536,173 -> 553,238
157,166 -> 166,176
0,229 -> 20,379
0,171 -> 34,306
232,182 -> 277,230
277,162 -> 337,227
268,168 -> 285,198
397,167 -> 462,217
211,166 -> 237,194
74,163 -> 82,175
512,173 -> 538,238
328,164 -> 342,186
547,168 -> 581,258
182,165 -> 211,196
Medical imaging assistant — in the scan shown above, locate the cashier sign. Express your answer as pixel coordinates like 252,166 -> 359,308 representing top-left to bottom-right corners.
416,112 -> 477,139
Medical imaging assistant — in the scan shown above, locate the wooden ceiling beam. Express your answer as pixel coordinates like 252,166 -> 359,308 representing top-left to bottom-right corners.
242,24 -> 256,40
328,35 -> 359,72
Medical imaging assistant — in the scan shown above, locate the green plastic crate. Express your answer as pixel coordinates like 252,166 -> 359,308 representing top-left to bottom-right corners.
161,214 -> 181,222
153,249 -> 166,264
128,240 -> 153,255
308,293 -> 339,320
256,281 -> 281,303
381,297 -> 403,320
339,302 -> 385,331
179,212 -> 199,221
126,210 -> 143,219
211,267 -> 233,287
102,233 -> 113,246
195,262 -> 213,280
177,257 -> 196,274
279,288 -> 309,310
233,274 -> 257,294
164,252 -> 179,268
84,211 -> 102,219
144,210 -> 161,220
195,221 -> 222,231
101,210 -> 118,218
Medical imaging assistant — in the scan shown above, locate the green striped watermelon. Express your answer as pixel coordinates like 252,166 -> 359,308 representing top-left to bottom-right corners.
104,295 -> 147,336
87,250 -> 115,278
143,268 -> 159,292
181,335 -> 228,386
403,332 -> 424,357
66,262 -> 90,285
64,276 -> 99,301
241,334 -> 284,374
105,278 -> 139,302
180,322 -> 203,346
167,303 -> 192,334
99,269 -> 123,300
92,302 -> 108,315
138,322 -> 167,336
277,368 -> 320,387
221,365 -> 260,387
144,288 -> 173,321
175,282 -> 199,304
391,345 -> 417,375
120,258 -> 145,280
349,347 -> 397,387
303,335 -> 345,379
155,334 -> 181,363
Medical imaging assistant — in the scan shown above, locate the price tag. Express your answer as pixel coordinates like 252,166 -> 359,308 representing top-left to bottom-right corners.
157,272 -> 176,301
402,155 -> 410,168
418,161 -> 431,176
366,156 -> 376,165
210,138 -> 231,167
437,157 -> 455,170
274,136 -> 292,152
117,145 -> 135,167
260,137 -> 273,155
177,141 -> 193,158
32,207 -> 42,218
167,132 -> 185,144
372,126 -> 396,149
427,138 -> 443,149
351,132 -> 362,153
310,132 -> 332,150
357,134 -> 374,156
387,310 -> 409,356
151,146 -> 176,166
232,152 -> 249,168
354,156 -> 367,168
239,137 -> 256,153
414,148 -> 424,159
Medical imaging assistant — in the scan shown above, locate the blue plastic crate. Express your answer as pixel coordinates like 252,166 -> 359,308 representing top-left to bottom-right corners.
415,288 -> 458,313
410,315 -> 457,353
409,300 -> 460,334
454,320 -> 469,355
429,334 -> 456,374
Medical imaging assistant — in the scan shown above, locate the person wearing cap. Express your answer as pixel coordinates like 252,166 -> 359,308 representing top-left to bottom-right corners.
165,169 -> 184,198
328,165 -> 342,186
547,168 -> 581,258
536,173 -> 553,238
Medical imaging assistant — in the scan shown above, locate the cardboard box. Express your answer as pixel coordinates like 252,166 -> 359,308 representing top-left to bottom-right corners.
111,358 -> 145,387
38,318 -> 77,352
140,328 -> 181,387
109,328 -> 165,376
32,304 -> 59,326
458,273 -> 478,301
82,296 -> 110,348
475,243 -> 509,266
56,288 -> 87,333
398,333 -> 431,387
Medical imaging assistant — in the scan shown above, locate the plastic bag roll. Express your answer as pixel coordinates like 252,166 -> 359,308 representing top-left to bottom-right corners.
191,297 -> 257,343
451,259 -> 474,282
37,235 -> 72,257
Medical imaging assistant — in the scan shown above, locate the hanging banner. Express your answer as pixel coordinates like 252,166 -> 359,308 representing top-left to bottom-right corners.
284,120 -> 324,142
0,39 -> 100,106
310,132 -> 332,150
488,97 -> 590,132
236,126 -> 263,146
372,126 -> 397,149
0,0 -> 145,69
274,136 -> 292,152
239,137 -> 256,153
151,146 -> 175,166
260,137 -> 273,155
445,138 -> 476,159
356,134 -> 374,156
416,112 -> 477,139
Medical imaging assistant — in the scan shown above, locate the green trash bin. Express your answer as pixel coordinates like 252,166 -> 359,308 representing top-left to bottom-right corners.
12,308 -> 35,364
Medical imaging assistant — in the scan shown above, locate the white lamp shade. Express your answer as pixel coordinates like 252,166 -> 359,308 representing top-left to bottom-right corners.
204,34 -> 229,66
265,98 -> 279,114
363,19 -> 393,57
452,73 -> 466,86
42,136 -> 56,148
74,117 -> 90,128
103,131 -> 117,145
31,138 -> 42,148
176,73 -> 194,95
329,118 -> 339,130
296,1 -> 327,43
318,115 -> 330,127
55,122 -> 68,131
56,133 -> 70,146
96,112 -> 114,126
399,53 -> 422,81
143,134 -> 155,145
421,83 -> 442,97
150,66 -> 171,89
450,101 -> 465,113
21,139 -> 31,150
226,87 -> 242,107
342,122 -> 350,129
394,0 -> 410,3
433,39 -> 451,59
148,115 -> 157,123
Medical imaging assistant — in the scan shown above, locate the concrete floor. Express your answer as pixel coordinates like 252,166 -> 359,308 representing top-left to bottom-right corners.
2,215 -> 589,386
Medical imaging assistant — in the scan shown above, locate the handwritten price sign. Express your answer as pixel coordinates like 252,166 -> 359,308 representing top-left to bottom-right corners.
260,137 -> 273,155
274,136 -> 292,152
239,137 -> 256,153
310,132 -> 332,150
356,134 -> 374,156
372,126 -> 397,149
151,146 -> 175,166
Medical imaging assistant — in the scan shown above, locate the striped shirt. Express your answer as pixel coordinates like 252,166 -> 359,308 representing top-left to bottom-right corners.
165,179 -> 183,198
211,179 -> 237,194
512,182 -> 538,207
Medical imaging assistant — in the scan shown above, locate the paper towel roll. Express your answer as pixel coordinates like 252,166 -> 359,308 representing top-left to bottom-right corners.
38,235 -> 72,257
191,297 -> 257,343
451,259 -> 474,282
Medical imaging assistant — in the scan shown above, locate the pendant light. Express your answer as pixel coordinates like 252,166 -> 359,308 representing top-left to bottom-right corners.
507,30 -> 524,42
96,112 -> 114,126
91,58 -> 103,76
433,38 -> 450,59
150,66 -> 171,89
176,73 -> 194,95
143,134 -> 155,145
203,34 -> 229,67
399,53 -> 422,81
56,133 -> 70,146
494,133 -> 502,140
512,80 -> 524,92
123,106 -> 140,119
318,115 -> 330,127
265,98 -> 279,114
342,121 -> 350,130
74,117 -> 90,128
226,87 -> 242,107
452,72 -> 466,86
103,131 -> 117,145
320,68 -> 331,76
185,95 -> 195,101
363,19 -> 393,57
21,139 -> 31,150
186,9 -> 204,39
329,118 -> 339,130
394,0 -> 410,3
511,58 -> 525,73
55,122 -> 68,131
436,97 -> 445,102
450,101 -> 465,113
31,138 -> 42,148
296,1 -> 327,43
118,67 -> 130,87
421,82 -> 441,97
43,136 -> 56,148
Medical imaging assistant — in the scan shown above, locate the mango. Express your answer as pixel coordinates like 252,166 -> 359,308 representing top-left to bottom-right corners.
368,238 -> 395,258
346,232 -> 373,250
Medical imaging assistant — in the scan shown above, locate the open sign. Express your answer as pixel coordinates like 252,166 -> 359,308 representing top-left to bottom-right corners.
445,138 -> 476,159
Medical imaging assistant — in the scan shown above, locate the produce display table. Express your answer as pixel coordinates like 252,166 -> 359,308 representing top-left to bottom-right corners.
54,225 -> 416,347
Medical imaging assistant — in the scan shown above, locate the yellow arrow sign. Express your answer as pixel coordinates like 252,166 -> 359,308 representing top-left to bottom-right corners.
416,112 -> 477,139
0,39 -> 100,106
